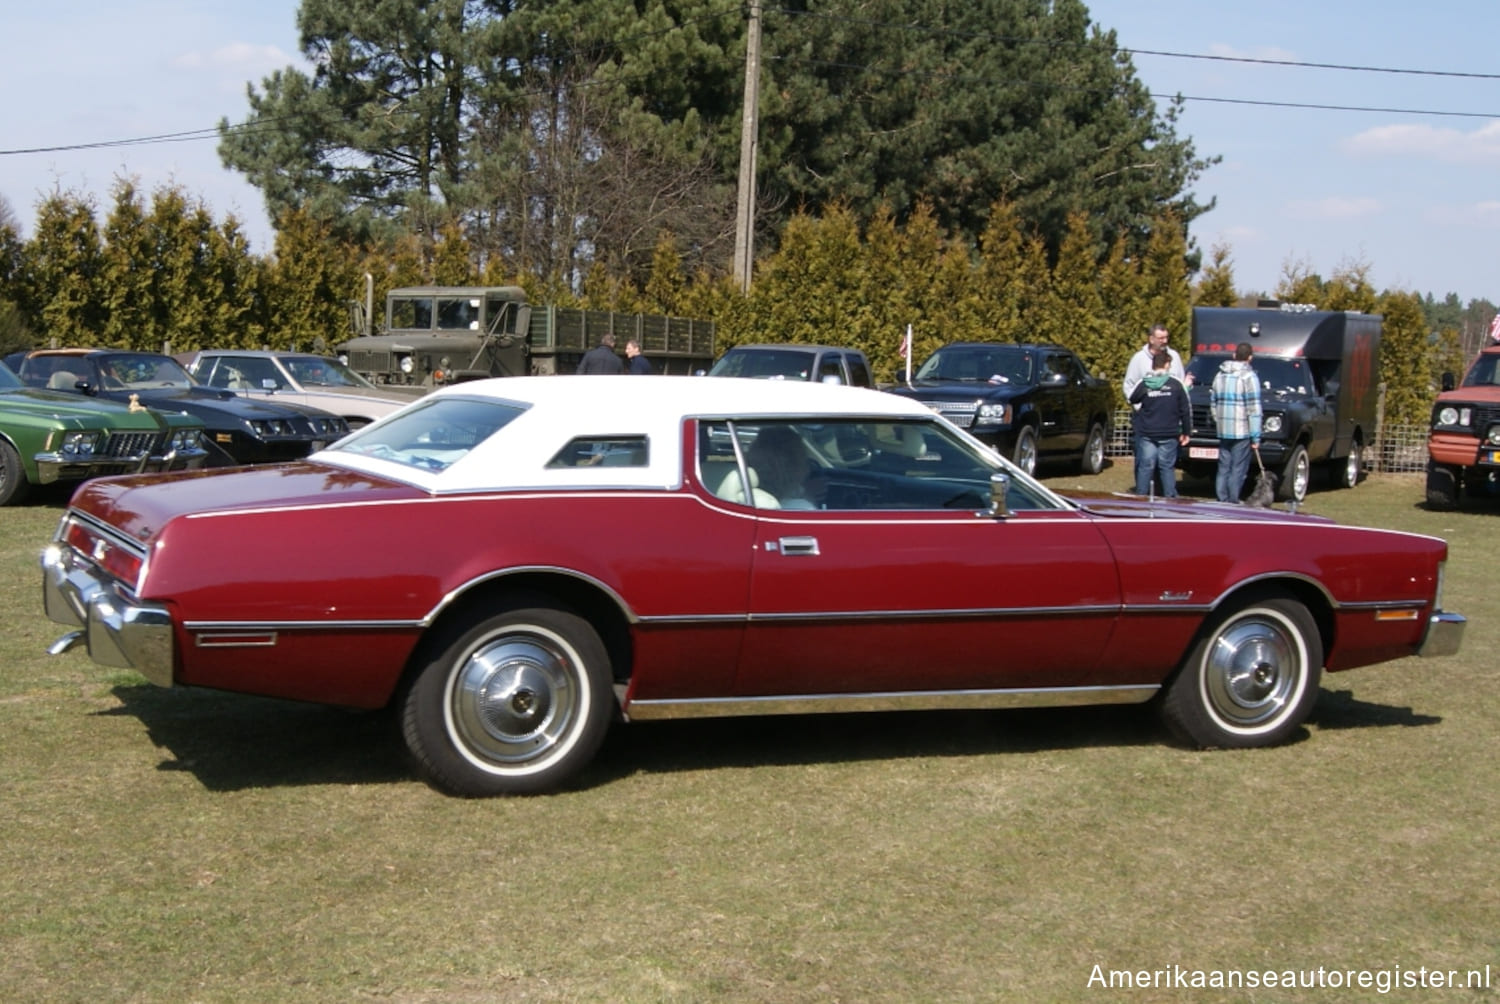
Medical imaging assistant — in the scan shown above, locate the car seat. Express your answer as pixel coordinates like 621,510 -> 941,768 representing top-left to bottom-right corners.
714,465 -> 780,508
47,371 -> 79,390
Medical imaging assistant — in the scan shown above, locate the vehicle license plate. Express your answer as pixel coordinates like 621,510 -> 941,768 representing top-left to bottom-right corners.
1486,449 -> 1500,465
1189,446 -> 1218,460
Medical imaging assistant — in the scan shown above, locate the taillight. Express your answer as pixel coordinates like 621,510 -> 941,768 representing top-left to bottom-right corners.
60,519 -> 144,589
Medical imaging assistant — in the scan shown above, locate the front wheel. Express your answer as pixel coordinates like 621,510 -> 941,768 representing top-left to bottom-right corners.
1426,463 -> 1459,510
1161,596 -> 1322,748
1277,444 -> 1310,503
1011,425 -> 1038,476
401,603 -> 614,796
1079,422 -> 1106,475
0,438 -> 31,506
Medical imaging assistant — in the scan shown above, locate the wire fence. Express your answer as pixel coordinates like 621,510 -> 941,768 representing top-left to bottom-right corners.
1107,411 -> 1429,475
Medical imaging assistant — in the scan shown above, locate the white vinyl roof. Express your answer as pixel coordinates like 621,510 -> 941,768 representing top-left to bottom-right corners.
318,375 -> 937,492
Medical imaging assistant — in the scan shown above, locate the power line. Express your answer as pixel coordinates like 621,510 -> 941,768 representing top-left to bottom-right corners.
6,9 -> 1498,161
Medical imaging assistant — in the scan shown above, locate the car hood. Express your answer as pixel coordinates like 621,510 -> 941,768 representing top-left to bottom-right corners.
1434,384 -> 1500,404
889,381 -> 1026,401
114,386 -> 334,420
0,387 -> 171,429
67,462 -> 425,544
1063,490 -> 1334,524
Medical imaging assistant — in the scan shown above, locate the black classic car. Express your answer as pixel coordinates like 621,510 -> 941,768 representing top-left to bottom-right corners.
16,350 -> 350,465
887,342 -> 1114,475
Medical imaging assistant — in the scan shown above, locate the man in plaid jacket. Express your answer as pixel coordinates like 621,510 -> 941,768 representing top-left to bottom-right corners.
1209,342 -> 1262,503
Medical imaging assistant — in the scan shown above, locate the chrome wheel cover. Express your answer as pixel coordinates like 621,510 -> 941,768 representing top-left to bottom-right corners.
1201,609 -> 1306,732
446,627 -> 586,771
1343,448 -> 1360,488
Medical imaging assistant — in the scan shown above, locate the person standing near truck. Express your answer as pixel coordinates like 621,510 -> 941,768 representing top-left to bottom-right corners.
624,339 -> 653,375
1210,342 -> 1262,502
1123,324 -> 1185,493
577,333 -> 625,374
1128,350 -> 1192,497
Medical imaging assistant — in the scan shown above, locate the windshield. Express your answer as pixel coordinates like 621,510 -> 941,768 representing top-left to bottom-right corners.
99,354 -> 196,390
709,349 -> 819,380
284,355 -> 375,389
1187,355 -> 1316,396
1461,354 -> 1500,388
914,346 -> 1034,384
0,362 -> 21,390
331,396 -> 524,473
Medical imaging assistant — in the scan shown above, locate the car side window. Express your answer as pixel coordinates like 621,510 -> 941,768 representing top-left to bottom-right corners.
698,419 -> 1051,512
546,436 -> 649,468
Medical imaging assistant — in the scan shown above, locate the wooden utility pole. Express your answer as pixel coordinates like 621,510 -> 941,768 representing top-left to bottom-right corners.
732,0 -> 762,292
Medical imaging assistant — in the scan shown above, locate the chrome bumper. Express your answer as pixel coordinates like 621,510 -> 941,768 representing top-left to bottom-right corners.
1418,610 -> 1466,658
40,543 -> 175,687
34,444 -> 209,485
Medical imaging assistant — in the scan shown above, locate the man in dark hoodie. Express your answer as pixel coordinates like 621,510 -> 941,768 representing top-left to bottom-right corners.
1128,350 -> 1192,497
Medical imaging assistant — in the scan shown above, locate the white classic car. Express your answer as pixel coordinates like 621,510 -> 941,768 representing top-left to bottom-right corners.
178,350 -> 425,429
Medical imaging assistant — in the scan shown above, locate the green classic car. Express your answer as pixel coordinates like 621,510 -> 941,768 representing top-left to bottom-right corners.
0,362 -> 208,506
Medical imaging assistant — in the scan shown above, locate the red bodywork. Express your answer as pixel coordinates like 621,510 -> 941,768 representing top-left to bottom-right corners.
57,427 -> 1448,714
1428,346 -> 1500,468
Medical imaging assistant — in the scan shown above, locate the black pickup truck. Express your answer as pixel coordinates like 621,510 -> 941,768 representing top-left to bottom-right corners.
886,342 -> 1113,476
1179,305 -> 1380,503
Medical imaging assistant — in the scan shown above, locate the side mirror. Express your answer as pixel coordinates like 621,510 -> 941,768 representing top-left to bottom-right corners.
1441,372 -> 1455,392
986,472 -> 1012,518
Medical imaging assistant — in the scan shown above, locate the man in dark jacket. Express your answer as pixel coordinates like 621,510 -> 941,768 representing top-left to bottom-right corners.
624,339 -> 653,374
1127,350 -> 1192,497
577,333 -> 625,374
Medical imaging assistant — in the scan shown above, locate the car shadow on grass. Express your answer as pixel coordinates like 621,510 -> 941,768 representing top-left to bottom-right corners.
104,685 -> 410,791
101,683 -> 1441,794
1307,688 -> 1442,731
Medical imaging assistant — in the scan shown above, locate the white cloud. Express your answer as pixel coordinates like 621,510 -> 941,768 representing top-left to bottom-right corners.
1206,43 -> 1298,62
1284,197 -> 1382,220
172,43 -> 298,78
1344,120 -> 1500,165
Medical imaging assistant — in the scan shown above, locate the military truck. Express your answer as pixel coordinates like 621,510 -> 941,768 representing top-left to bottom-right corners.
1425,340 -> 1500,509
338,284 -> 716,388
1179,303 -> 1381,503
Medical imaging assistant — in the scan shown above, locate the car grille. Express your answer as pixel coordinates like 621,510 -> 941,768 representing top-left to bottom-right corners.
103,432 -> 160,458
1472,404 -> 1500,431
921,400 -> 978,429
1191,405 -> 1217,436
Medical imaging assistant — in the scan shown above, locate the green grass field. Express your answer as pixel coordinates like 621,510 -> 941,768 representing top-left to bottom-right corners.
2,466 -> 1496,1002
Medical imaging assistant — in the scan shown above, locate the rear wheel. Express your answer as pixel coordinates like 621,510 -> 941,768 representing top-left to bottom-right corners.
0,439 -> 31,507
1161,596 -> 1322,748
1334,436 -> 1362,489
1012,425 -> 1038,476
1079,422 -> 1106,476
401,602 -> 613,796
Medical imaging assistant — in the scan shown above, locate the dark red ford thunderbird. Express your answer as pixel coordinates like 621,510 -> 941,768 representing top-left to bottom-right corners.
42,377 -> 1465,795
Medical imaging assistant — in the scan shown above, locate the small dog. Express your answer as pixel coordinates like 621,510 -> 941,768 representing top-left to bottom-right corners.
1244,469 -> 1278,508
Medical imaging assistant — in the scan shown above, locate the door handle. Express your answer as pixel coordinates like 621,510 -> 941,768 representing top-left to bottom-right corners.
776,536 -> 821,556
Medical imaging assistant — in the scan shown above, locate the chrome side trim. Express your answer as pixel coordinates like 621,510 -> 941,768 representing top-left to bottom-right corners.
182,619 -> 423,631
623,684 -> 1160,721
638,604 -> 1121,626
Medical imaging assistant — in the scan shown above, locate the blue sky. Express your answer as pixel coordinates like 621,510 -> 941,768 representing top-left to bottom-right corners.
2,1 -> 1496,304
